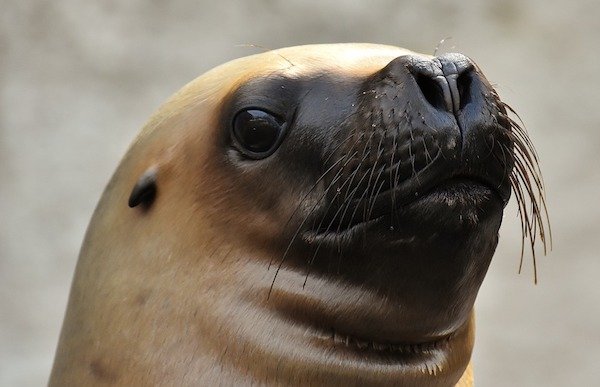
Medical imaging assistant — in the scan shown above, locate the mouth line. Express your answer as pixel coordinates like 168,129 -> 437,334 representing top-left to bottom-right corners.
316,326 -> 453,356
306,175 -> 504,240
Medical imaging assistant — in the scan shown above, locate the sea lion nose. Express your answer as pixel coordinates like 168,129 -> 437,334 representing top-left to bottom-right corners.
414,54 -> 474,114
386,53 -> 475,114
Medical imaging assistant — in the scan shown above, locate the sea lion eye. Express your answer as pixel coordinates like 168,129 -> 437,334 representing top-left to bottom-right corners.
232,109 -> 285,158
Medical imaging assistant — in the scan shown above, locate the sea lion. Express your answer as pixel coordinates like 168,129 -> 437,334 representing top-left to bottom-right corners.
49,43 -> 548,386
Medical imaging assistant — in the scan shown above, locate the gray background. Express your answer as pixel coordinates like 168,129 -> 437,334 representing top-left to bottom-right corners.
1,1 -> 598,385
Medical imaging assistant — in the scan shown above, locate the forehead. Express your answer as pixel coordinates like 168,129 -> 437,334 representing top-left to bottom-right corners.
141,44 -> 426,139
201,44 -> 422,91
267,43 -> 418,76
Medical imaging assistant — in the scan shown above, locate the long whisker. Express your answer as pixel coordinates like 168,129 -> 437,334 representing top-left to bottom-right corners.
496,100 -> 552,283
336,169 -> 371,233
268,148 -> 360,298
267,169 -> 344,297
302,160 -> 371,287
341,130 -> 377,203
269,153 -> 348,269
302,176 -> 359,287
367,167 -> 387,222
389,122 -> 400,227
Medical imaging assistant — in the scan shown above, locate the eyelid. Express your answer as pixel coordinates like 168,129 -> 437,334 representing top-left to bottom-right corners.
235,106 -> 285,124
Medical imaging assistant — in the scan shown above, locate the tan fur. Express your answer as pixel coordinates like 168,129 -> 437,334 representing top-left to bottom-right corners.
456,363 -> 474,387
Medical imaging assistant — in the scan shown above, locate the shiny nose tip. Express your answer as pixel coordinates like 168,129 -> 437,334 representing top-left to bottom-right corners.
412,54 -> 474,114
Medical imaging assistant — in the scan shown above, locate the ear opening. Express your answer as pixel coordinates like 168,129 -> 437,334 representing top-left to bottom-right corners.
128,167 -> 157,210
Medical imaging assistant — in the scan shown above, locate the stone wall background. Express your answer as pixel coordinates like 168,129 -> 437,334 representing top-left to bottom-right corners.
1,1 -> 598,385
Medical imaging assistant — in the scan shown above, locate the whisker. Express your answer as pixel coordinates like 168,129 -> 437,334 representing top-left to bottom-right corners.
499,104 -> 551,284
366,167 -> 387,222
268,167 -> 345,298
302,177 -> 361,288
389,124 -> 400,227
361,133 -> 386,223
341,130 -> 377,203
269,153 -> 348,269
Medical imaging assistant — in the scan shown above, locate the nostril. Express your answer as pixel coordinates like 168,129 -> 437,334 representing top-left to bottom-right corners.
415,73 -> 447,111
457,72 -> 472,110
415,68 -> 474,113
388,54 -> 475,113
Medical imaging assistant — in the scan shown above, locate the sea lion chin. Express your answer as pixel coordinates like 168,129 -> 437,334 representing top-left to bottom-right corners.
49,43 -> 549,386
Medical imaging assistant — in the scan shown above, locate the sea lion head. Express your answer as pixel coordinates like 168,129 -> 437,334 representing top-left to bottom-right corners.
51,44 -> 549,386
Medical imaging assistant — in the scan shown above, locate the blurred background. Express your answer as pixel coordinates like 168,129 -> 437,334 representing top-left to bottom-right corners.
1,1 -> 598,385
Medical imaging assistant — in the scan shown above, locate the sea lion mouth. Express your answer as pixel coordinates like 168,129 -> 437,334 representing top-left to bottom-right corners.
305,174 -> 505,241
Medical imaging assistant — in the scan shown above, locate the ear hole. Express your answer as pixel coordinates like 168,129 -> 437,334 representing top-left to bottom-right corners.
128,168 -> 157,210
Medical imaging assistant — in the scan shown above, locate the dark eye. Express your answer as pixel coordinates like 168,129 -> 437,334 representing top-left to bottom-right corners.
232,109 -> 286,159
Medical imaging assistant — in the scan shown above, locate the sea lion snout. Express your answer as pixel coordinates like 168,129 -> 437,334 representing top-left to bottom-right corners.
318,53 -> 512,236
